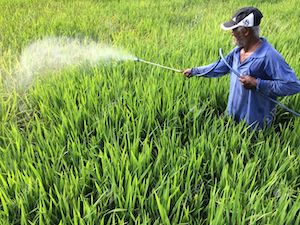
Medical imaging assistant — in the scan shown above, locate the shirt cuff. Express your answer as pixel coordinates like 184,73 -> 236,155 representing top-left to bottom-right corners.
256,78 -> 261,90
256,78 -> 269,95
191,66 -> 206,76
191,68 -> 195,76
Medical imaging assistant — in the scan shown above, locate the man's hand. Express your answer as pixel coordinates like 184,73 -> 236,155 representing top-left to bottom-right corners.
239,75 -> 257,89
183,68 -> 192,78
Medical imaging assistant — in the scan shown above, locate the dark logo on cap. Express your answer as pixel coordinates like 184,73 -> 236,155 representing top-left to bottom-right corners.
243,19 -> 249,26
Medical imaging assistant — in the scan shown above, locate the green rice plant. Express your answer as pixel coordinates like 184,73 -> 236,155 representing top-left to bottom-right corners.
0,0 -> 300,224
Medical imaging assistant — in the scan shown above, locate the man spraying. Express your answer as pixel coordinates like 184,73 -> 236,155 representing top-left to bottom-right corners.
183,6 -> 300,129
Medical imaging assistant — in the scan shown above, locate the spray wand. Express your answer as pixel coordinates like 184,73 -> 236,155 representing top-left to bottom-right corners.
135,58 -> 182,73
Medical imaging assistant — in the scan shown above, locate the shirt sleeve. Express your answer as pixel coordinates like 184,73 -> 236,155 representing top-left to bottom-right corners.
257,49 -> 300,97
190,50 -> 234,77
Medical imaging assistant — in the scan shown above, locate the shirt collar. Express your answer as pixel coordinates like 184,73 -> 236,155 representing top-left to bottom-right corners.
251,37 -> 269,58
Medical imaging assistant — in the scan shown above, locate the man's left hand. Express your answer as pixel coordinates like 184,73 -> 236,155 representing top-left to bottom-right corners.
239,75 -> 257,89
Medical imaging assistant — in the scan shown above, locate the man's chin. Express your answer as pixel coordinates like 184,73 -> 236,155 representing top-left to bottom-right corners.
232,40 -> 239,47
232,40 -> 244,48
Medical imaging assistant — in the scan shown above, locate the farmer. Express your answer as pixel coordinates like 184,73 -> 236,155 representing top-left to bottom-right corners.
183,6 -> 300,129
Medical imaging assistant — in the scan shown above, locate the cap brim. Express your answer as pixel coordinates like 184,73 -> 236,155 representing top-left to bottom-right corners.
220,20 -> 240,30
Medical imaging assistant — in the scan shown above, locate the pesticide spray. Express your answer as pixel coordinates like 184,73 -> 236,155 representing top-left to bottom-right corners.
14,37 -> 137,90
13,36 -> 181,90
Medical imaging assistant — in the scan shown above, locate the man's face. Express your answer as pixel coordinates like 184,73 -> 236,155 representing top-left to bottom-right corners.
231,27 -> 247,47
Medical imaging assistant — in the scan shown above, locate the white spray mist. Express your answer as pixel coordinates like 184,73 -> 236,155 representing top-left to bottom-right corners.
15,36 -> 136,89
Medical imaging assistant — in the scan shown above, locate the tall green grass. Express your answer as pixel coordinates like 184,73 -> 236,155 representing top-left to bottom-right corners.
0,0 -> 300,224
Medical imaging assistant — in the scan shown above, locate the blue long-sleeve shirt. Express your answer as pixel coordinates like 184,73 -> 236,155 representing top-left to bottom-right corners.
191,37 -> 300,129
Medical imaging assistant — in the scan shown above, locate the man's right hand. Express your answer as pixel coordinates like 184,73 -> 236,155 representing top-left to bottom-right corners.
183,68 -> 192,78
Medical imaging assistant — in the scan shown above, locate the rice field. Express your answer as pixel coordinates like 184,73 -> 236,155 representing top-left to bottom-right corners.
0,0 -> 300,224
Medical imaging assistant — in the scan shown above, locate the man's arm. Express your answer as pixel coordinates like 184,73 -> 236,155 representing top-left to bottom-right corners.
183,50 -> 235,78
256,50 -> 300,96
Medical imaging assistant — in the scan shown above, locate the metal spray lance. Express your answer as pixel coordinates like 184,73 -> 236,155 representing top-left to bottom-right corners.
134,58 -> 182,73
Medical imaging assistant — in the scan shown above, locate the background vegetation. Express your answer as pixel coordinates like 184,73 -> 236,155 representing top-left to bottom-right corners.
0,0 -> 299,224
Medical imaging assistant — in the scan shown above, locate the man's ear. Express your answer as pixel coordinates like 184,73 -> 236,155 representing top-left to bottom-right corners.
243,27 -> 250,36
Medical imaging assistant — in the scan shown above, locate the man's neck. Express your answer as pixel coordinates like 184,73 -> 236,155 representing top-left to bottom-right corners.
243,37 -> 261,53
